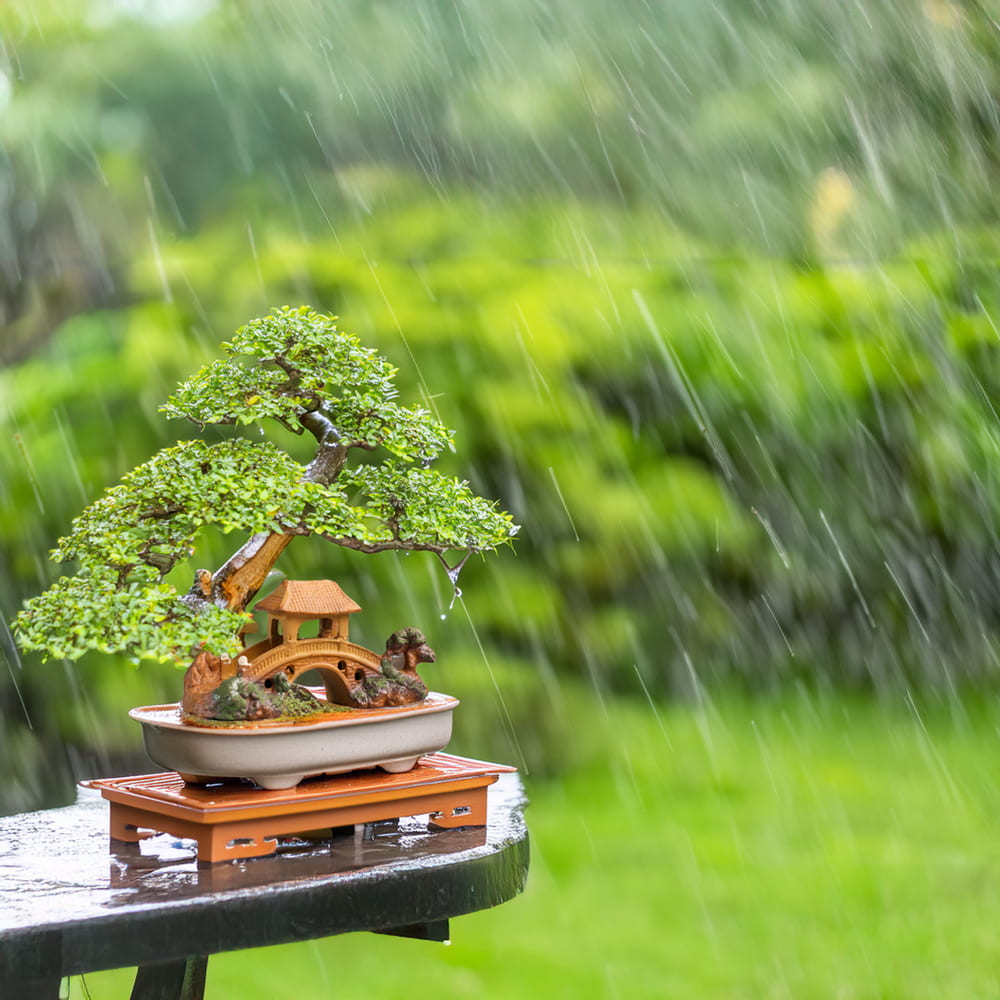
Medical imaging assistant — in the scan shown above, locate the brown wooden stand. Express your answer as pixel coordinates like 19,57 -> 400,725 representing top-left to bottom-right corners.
84,753 -> 516,863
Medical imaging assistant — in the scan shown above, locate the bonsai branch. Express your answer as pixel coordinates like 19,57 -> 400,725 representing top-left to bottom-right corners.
272,413 -> 304,436
138,505 -> 184,519
319,535 -> 480,563
299,408 -> 340,446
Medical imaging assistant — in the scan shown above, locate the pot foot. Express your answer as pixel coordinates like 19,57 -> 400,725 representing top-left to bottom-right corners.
379,756 -> 419,774
253,773 -> 306,790
177,772 -> 225,785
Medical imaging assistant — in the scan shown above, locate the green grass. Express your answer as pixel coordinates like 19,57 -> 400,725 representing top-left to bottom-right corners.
72,689 -> 1000,998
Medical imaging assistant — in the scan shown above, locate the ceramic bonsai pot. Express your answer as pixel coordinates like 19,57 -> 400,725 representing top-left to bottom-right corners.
130,692 -> 458,790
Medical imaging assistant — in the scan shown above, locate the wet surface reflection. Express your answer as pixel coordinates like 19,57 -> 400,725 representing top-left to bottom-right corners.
0,774 -> 525,929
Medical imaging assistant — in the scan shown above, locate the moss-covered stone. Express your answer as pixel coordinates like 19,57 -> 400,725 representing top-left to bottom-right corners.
208,670 -> 327,722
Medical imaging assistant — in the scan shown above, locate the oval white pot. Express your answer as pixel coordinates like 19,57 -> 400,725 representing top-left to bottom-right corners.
130,692 -> 458,790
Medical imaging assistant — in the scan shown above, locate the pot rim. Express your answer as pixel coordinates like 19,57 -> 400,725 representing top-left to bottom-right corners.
129,691 -> 459,736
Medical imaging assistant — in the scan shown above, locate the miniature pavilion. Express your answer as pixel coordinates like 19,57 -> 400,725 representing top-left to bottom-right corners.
253,580 -> 362,645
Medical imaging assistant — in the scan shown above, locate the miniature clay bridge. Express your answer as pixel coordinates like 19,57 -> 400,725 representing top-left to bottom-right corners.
238,580 -> 386,704
240,636 -> 384,703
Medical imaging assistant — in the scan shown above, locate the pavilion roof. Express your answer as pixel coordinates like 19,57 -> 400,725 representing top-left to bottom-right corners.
254,580 -> 362,616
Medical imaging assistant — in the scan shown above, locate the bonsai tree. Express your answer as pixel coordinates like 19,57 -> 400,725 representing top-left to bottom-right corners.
14,306 -> 518,666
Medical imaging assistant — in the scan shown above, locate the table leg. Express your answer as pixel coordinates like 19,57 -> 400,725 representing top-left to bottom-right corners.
5,976 -> 62,999
130,956 -> 208,1000
376,920 -> 450,942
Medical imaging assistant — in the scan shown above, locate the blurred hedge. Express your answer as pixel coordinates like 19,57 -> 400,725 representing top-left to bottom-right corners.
4,189 -> 1000,808
3,0 -> 1000,807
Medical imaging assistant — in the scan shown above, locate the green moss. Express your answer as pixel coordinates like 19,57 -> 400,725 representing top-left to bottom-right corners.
183,702 -> 352,729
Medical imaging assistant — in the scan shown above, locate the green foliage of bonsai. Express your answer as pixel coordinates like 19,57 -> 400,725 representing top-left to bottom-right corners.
13,306 -> 517,664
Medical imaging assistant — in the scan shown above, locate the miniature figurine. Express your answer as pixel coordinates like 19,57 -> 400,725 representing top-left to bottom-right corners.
354,628 -> 437,708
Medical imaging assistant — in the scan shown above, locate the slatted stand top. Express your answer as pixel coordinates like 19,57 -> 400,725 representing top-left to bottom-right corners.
85,753 -> 517,862
85,752 -> 515,819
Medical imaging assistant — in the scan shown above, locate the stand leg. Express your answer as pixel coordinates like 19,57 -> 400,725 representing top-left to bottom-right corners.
130,956 -> 208,1000
109,803 -> 146,843
428,787 -> 488,828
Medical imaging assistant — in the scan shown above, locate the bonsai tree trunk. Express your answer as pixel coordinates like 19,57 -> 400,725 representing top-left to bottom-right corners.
180,532 -> 294,714
188,425 -> 347,614
196,531 -> 295,611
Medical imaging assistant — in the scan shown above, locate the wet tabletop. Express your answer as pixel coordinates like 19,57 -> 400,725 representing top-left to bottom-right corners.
0,773 -> 528,984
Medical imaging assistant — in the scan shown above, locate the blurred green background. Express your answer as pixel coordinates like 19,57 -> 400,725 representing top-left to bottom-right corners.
3,0 -> 1000,996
